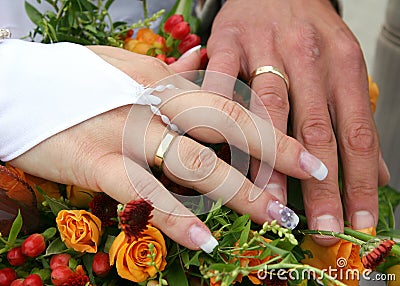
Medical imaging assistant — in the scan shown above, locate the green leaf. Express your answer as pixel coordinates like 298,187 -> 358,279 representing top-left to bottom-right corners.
239,220 -> 251,246
165,259 -> 189,286
82,253 -> 96,285
230,214 -> 250,233
31,268 -> 51,282
45,237 -> 67,256
36,186 -> 70,215
208,263 -> 237,272
184,251 -> 201,268
42,227 -> 57,240
7,210 -> 23,246
25,1 -> 44,26
103,234 -> 116,253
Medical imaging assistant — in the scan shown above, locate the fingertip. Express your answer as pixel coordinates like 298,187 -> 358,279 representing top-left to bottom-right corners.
188,224 -> 218,253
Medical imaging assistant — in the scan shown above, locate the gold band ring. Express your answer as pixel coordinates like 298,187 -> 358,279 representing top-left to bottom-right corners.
154,131 -> 177,169
248,66 -> 290,91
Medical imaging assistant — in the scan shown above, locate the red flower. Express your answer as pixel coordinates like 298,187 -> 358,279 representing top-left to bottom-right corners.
163,14 -> 184,34
60,266 -> 91,286
178,33 -> 200,54
361,239 -> 395,270
89,193 -> 119,227
118,199 -> 154,239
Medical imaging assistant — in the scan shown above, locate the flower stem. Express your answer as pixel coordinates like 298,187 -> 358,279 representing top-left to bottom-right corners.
297,229 -> 365,245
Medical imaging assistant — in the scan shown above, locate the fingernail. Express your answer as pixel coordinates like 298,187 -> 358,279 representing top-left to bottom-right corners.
265,184 -> 285,203
315,214 -> 341,232
352,210 -> 375,229
188,224 -> 218,253
299,151 -> 328,180
267,201 -> 299,229
179,45 -> 201,60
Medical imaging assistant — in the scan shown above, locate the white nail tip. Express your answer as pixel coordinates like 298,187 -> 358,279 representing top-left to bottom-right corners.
200,236 -> 219,254
311,162 -> 328,181
189,225 -> 218,253
179,45 -> 201,60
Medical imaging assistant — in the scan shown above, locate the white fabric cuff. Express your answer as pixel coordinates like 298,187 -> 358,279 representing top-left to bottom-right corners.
0,40 -> 161,161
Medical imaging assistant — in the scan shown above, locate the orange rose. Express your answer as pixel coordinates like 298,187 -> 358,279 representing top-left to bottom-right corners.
109,225 -> 167,282
56,210 -> 101,253
301,236 -> 364,286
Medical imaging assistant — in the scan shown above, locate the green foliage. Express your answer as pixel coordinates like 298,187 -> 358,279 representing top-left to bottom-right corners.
25,0 -> 164,46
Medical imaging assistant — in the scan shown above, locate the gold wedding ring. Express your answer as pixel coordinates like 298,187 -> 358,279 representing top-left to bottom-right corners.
154,131 -> 177,169
249,65 -> 290,91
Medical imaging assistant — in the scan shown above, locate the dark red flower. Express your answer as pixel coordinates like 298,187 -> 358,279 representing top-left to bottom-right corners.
89,193 -> 119,227
118,199 -> 154,239
60,266 -> 91,286
361,239 -> 395,270
60,275 -> 90,286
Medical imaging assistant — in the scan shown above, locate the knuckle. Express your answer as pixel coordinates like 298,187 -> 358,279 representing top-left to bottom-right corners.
344,184 -> 377,200
133,56 -> 171,85
163,205 -> 182,229
255,85 -> 290,112
334,36 -> 365,72
276,133 -> 295,157
219,99 -> 250,127
301,117 -> 334,147
178,138 -> 218,181
341,120 -> 377,154
292,23 -> 322,63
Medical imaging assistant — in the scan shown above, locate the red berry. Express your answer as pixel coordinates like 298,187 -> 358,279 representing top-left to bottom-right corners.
51,266 -> 74,286
50,254 -> 71,270
92,252 -> 111,278
10,280 -> 24,286
21,234 -> 45,258
7,247 -> 27,266
163,14 -> 184,34
22,274 -> 42,286
200,48 -> 208,69
0,268 -> 17,286
165,57 -> 177,65
171,21 -> 190,40
178,34 -> 201,54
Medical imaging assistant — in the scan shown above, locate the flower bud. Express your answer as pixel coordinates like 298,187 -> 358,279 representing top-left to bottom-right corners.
163,14 -> 184,34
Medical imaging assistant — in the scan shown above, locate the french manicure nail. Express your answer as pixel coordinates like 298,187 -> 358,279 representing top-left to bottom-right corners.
352,210 -> 375,229
188,224 -> 218,253
267,201 -> 299,229
179,45 -> 201,60
299,151 -> 328,181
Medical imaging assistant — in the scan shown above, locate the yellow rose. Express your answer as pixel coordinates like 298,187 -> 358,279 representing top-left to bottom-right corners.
66,185 -> 97,208
56,210 -> 101,253
386,264 -> 400,286
301,235 -> 364,286
109,225 -> 167,282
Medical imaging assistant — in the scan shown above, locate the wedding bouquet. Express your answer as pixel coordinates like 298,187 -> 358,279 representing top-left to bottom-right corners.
0,1 -> 399,285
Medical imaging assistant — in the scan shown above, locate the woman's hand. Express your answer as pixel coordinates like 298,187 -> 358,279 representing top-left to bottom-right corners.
9,46 -> 327,252
204,0 -> 390,245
